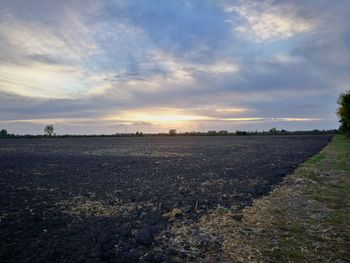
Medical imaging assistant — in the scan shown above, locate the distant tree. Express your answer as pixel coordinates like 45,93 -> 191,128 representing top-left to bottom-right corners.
169,129 -> 177,136
269,127 -> 278,134
44,124 -> 54,136
337,90 -> 350,132
218,130 -> 228,135
207,130 -> 217,136
0,129 -> 8,137
235,130 -> 248,136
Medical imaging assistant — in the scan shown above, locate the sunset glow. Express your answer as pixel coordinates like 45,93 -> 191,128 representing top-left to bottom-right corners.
119,114 -> 210,123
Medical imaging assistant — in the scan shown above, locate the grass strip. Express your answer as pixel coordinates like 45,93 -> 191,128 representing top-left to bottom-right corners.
199,135 -> 350,262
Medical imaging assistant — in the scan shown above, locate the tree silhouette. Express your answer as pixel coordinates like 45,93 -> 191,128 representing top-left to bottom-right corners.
44,124 -> 54,136
0,129 -> 8,137
169,129 -> 177,136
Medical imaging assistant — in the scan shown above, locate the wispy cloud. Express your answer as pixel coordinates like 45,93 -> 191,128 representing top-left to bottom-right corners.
225,1 -> 312,41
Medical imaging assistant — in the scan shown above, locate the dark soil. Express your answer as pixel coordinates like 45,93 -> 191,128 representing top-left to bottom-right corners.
0,135 -> 332,262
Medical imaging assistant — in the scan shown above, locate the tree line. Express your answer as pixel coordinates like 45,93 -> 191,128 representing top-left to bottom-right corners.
161,128 -> 338,136
0,127 -> 339,138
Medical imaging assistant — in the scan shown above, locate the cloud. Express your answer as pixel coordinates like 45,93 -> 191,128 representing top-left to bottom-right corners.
225,2 -> 312,41
0,0 -> 349,133
105,0 -> 232,61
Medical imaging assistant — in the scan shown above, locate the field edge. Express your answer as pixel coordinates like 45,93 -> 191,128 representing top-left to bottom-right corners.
194,135 -> 350,262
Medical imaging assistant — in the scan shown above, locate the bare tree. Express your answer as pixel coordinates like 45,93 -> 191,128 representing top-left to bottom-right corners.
0,129 -> 8,137
44,124 -> 54,136
169,129 -> 177,136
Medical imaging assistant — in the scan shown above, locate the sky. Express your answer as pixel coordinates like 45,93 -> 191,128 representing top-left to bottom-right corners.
0,0 -> 349,134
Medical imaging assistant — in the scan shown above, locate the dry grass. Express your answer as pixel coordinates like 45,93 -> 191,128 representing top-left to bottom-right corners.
60,193 -> 156,218
60,194 -> 123,217
166,135 -> 350,262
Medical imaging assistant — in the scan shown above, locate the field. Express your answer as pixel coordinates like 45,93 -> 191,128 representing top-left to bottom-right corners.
0,135 -> 332,262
